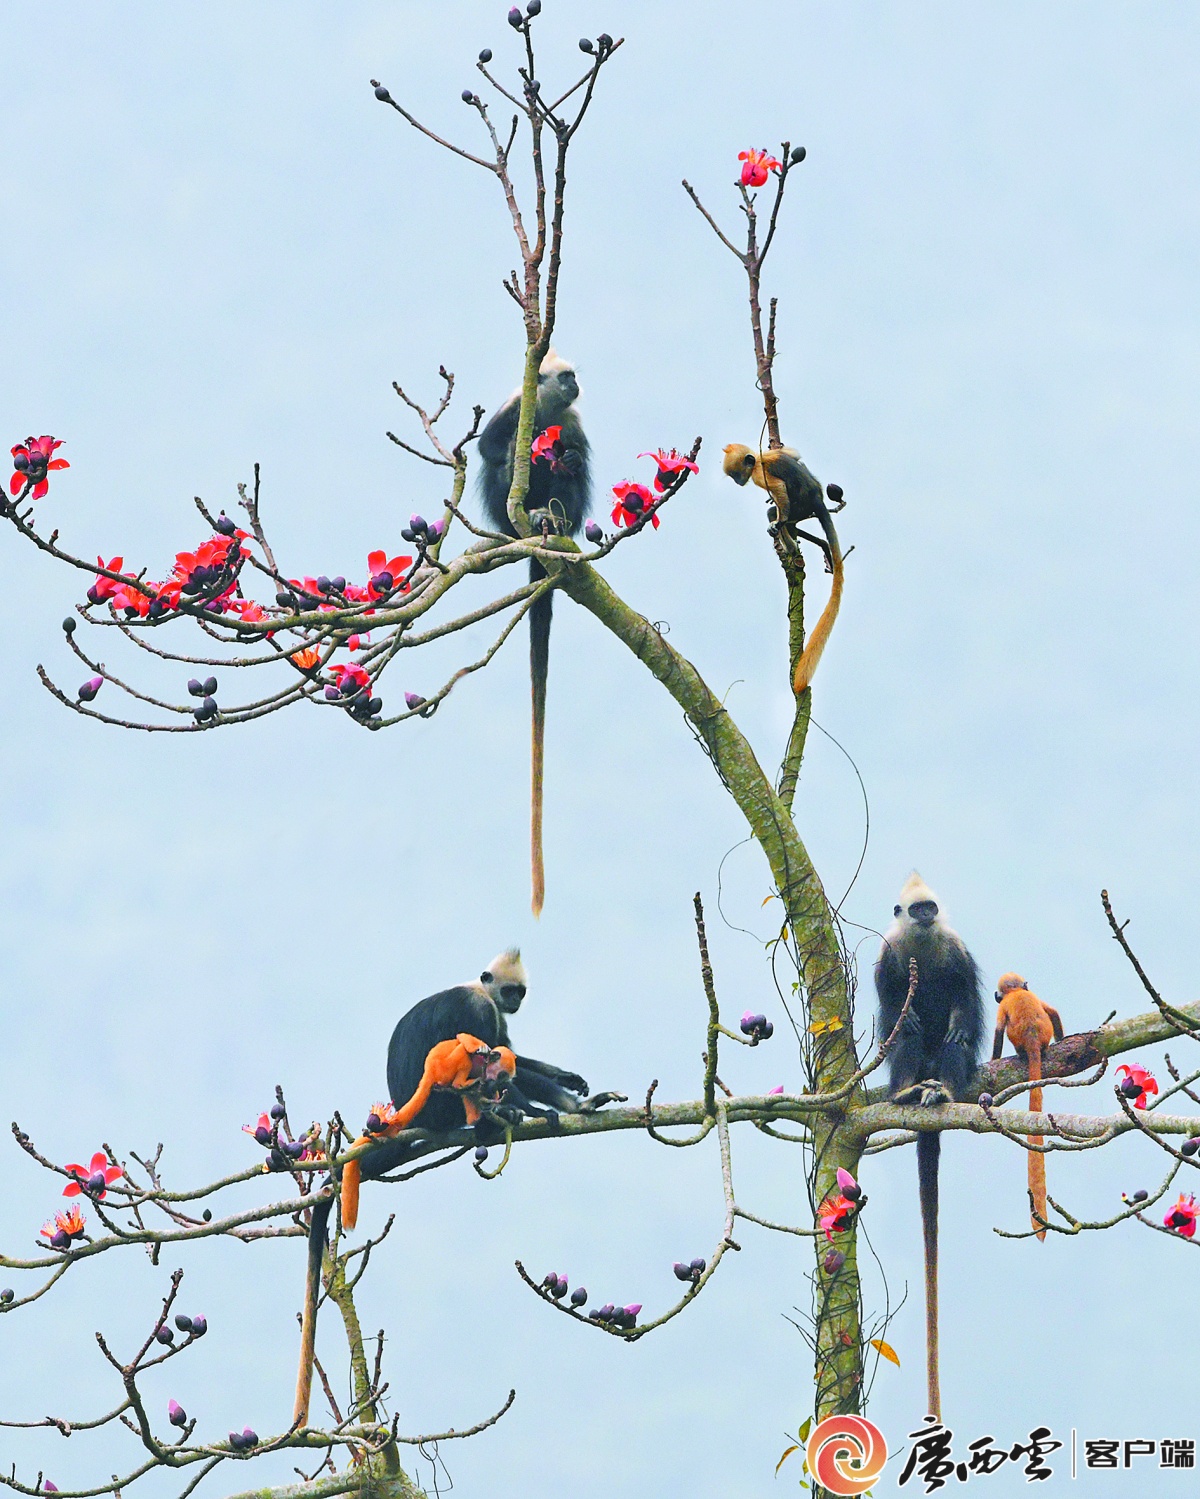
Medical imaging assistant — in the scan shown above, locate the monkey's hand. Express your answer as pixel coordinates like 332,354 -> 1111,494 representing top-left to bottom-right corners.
555,446 -> 585,478
893,1080 -> 952,1108
579,1090 -> 627,1112
945,1017 -> 975,1049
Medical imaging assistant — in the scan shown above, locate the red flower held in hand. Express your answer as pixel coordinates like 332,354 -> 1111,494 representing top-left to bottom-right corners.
10,436 -> 69,499
1164,1193 -> 1197,1238
1116,1063 -> 1158,1109
611,482 -> 659,530
531,425 -> 562,463
639,448 -> 699,492
738,148 -> 781,188
63,1150 -> 122,1200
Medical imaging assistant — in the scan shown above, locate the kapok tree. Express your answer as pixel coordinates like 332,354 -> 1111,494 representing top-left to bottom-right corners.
3,11 -> 1199,1499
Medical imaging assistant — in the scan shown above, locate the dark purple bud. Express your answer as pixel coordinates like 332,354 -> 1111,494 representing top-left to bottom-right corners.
228,1432 -> 245,1451
373,83 -> 392,102
584,520 -> 603,544
268,1148 -> 287,1170
977,1093 -> 993,1108
276,589 -> 295,609
672,1262 -> 691,1282
0,1289 -> 13,1303
624,1303 -> 642,1320
526,0 -> 540,13
175,1314 -> 193,1333
597,1303 -> 615,1321
316,575 -> 332,593
190,1315 -> 207,1336
579,37 -> 595,52
689,1257 -> 706,1275
63,616 -> 77,634
86,585 -> 102,603
215,513 -> 237,536
87,1170 -> 107,1193
12,452 -> 29,471
1121,1077 -> 1143,1099
401,527 -> 416,542
283,1139 -> 306,1158
188,677 -> 206,696
372,571 -> 393,592
428,518 -> 445,539
759,1020 -> 774,1039
203,676 -> 217,695
168,1399 -> 187,1427
330,577 -> 346,594
478,48 -> 493,62
1182,1139 -> 1199,1157
462,89 -> 475,103
549,1277 -> 566,1299
254,1125 -> 271,1145
597,32 -> 613,48
366,1112 -> 382,1133
324,685 -> 341,701
739,1012 -> 757,1036
77,676 -> 104,702
270,1103 -> 285,1120
507,6 -> 523,25
195,696 -> 216,719
842,1182 -> 862,1202
570,1286 -> 587,1307
241,1430 -> 258,1448
366,697 -> 383,717
201,1209 -> 212,1222
588,1308 -> 603,1320
1131,1189 -> 1149,1202
409,513 -> 427,534
527,79 -> 540,93
148,599 -> 167,618
404,692 -> 426,711
825,481 -> 842,503
823,1249 -> 845,1275
474,1145 -> 489,1163
790,145 -> 807,164
51,1230 -> 71,1249
156,1326 -> 174,1345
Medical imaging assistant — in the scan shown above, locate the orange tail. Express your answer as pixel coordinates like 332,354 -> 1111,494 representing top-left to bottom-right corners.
793,547 -> 844,695
340,1158 -> 361,1233
1026,1037 -> 1046,1242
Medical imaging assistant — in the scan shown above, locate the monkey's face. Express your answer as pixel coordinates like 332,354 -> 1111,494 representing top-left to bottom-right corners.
482,968 -> 527,1014
722,444 -> 757,487
906,899 -> 939,927
539,368 -> 579,408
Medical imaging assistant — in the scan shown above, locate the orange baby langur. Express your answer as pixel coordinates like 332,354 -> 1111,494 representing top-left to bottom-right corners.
993,974 -> 1064,1242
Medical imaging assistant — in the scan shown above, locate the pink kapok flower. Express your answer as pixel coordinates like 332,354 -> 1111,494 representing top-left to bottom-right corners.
63,1150 -> 123,1200
10,436 -> 69,499
1164,1193 -> 1197,1238
611,482 -> 659,530
738,148 -> 781,188
531,425 -> 562,463
87,557 -> 125,605
329,663 -> 370,695
768,1085 -> 784,1096
366,550 -> 412,600
243,1112 -> 273,1146
639,448 -> 699,492
1116,1063 -> 1158,1110
818,1192 -> 857,1242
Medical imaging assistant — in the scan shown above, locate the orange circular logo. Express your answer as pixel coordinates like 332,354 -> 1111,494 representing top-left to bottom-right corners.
805,1414 -> 887,1496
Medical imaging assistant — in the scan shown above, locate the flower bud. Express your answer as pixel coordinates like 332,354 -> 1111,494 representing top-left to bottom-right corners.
373,83 -> 392,102
624,1304 -> 641,1320
579,37 -> 594,52
62,617 -> 76,634
175,1314 -> 193,1333
549,1276 -> 566,1299
478,48 -> 493,62
168,1400 -> 187,1428
87,1170 -> 107,1193
977,1093 -> 993,1108
330,577 -> 346,594
254,1125 -> 271,1145
12,452 -> 29,472
672,1262 -> 691,1281
474,1145 -> 489,1163
1120,1077 -> 1143,1098
526,0 -> 540,13
366,1112 -> 382,1133
570,1286 -> 587,1307
790,145 -> 807,164
462,89 -> 476,103
203,676 -> 217,695
597,32 -> 613,49
1,1289 -> 14,1303
410,514 -> 428,534
826,482 -> 842,503
508,6 -> 523,26
823,1249 -> 845,1275
190,1315 -> 207,1335
51,1229 -> 71,1249
1182,1139 -> 1199,1157
156,1326 -> 174,1345
689,1257 -> 706,1274
215,513 -> 237,535
584,519 -> 603,544
372,570 -> 394,592
597,1303 -> 615,1321
1131,1189 -> 1149,1203
428,518 -> 445,539
77,676 -> 104,702
405,692 -> 426,711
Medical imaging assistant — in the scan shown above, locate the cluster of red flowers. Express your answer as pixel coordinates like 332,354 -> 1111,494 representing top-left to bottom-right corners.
87,526 -> 252,622
610,448 -> 699,530
9,435 -> 69,500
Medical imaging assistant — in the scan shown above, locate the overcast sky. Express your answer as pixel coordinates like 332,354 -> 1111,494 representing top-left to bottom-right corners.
2,4 -> 1199,1496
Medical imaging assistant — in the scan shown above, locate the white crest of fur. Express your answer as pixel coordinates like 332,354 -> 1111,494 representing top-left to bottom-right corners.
538,347 -> 571,376
899,871 -> 937,911
484,947 -> 527,986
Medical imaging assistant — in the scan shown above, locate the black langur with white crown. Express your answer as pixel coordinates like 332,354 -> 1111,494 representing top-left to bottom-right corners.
292,947 -> 623,1426
875,872 -> 985,1423
477,350 -> 592,916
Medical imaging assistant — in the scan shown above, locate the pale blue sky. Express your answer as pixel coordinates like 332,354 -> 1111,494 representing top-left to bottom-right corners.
2,4 -> 1198,1496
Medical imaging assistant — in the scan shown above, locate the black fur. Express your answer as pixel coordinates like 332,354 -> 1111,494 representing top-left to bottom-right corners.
477,362 -> 591,539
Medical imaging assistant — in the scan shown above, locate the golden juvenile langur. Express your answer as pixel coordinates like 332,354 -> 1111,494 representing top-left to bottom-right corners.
722,443 -> 844,694
992,973 -> 1064,1242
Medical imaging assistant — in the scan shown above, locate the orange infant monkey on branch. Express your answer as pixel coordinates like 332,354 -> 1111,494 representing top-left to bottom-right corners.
993,974 -> 1065,1241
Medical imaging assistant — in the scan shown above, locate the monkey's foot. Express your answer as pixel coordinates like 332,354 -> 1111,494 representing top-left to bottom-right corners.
893,1080 -> 952,1108
579,1091 -> 627,1112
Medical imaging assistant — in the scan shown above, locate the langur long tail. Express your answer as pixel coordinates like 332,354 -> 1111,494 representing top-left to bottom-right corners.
793,533 -> 844,697
293,1191 -> 334,1427
917,1132 -> 941,1421
1025,1033 -> 1047,1241
529,560 -> 551,917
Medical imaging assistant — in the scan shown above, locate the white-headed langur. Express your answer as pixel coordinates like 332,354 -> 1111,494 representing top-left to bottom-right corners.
292,948 -> 623,1426
721,444 -> 844,696
875,873 -> 984,1422
478,351 -> 592,915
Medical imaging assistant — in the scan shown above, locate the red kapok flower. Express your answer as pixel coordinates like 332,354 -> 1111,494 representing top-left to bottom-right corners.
329,663 -> 370,694
1116,1063 -> 1158,1110
366,550 -> 413,600
738,148 -> 781,188
290,647 -> 321,671
639,448 -> 699,492
229,596 -> 268,624
1164,1193 -> 1197,1238
531,425 -> 563,463
243,1112 -> 273,1145
63,1150 -> 123,1200
611,481 -> 659,530
87,557 -> 125,605
10,436 -> 69,500
818,1191 -> 857,1242
41,1206 -> 87,1245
